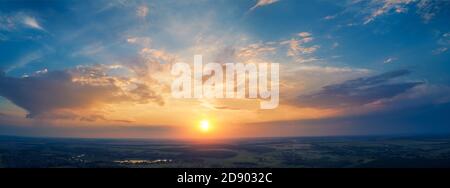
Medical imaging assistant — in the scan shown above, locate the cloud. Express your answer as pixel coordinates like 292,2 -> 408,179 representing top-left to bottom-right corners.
0,33 -> 7,41
5,50 -> 44,73
206,31 -> 321,64
22,16 -> 44,30
289,65 -> 370,74
0,13 -> 45,31
211,34 -> 310,64
363,0 -> 415,25
323,15 -> 336,20
367,83 -> 450,110
252,101 -> 450,136
236,42 -> 277,59
136,5 -> 149,18
331,42 -> 339,49
0,70 -> 117,118
415,0 -> 447,22
0,65 -> 164,119
0,121 -> 176,138
433,32 -> 450,54
329,0 -> 448,25
433,47 -> 448,55
297,70 -> 423,108
363,0 -> 449,24
250,0 -> 280,11
127,36 -> 152,47
298,32 -> 312,38
27,110 -> 134,123
383,57 -> 397,64
0,15 -> 15,31
280,32 -> 320,62
281,39 -> 315,55
140,48 -> 177,64
71,42 -> 105,57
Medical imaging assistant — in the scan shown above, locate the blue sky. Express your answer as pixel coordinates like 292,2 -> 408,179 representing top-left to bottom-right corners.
0,0 -> 450,138
1,0 -> 449,78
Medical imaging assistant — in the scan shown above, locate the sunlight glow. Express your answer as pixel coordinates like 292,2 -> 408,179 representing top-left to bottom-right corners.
199,120 -> 210,133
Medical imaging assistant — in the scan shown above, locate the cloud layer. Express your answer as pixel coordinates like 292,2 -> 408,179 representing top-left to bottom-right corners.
0,66 -> 163,119
297,70 -> 423,108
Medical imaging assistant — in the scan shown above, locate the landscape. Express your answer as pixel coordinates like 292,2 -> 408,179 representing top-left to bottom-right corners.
1,135 -> 450,168
1,0 -> 450,169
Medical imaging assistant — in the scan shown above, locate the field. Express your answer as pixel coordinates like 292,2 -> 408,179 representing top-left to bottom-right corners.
1,135 -> 450,168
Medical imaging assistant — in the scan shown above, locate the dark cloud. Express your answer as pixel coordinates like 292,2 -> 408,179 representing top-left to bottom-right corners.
213,105 -> 241,111
129,83 -> 164,105
250,102 -> 450,136
0,70 -> 117,118
0,67 -> 163,119
297,70 -> 423,108
0,121 -> 175,138
33,111 -> 134,123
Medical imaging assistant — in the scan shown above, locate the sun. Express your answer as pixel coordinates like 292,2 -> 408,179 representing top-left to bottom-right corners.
199,119 -> 210,133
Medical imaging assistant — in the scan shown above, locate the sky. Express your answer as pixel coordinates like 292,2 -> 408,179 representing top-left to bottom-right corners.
0,0 -> 450,139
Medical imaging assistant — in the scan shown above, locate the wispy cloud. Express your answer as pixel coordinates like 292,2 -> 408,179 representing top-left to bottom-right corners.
0,33 -> 7,41
127,36 -> 152,47
331,42 -> 339,49
0,15 -> 15,31
281,31 -> 320,63
0,13 -> 45,31
416,0 -> 445,23
330,0 -> 448,25
323,15 -> 336,20
249,0 -> 280,11
298,32 -> 312,38
136,5 -> 149,18
22,16 -> 44,30
433,32 -> 450,55
71,42 -> 105,57
363,0 -> 414,25
433,47 -> 448,55
290,65 -> 370,74
5,50 -> 44,73
383,57 -> 397,64
236,42 -> 277,59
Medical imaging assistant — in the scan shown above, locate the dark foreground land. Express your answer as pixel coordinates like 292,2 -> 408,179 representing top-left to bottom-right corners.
1,135 -> 450,168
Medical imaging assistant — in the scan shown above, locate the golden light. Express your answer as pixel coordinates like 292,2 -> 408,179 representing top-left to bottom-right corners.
199,119 -> 210,133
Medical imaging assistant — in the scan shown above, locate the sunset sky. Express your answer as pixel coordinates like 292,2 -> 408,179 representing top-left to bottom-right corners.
1,0 -> 450,139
